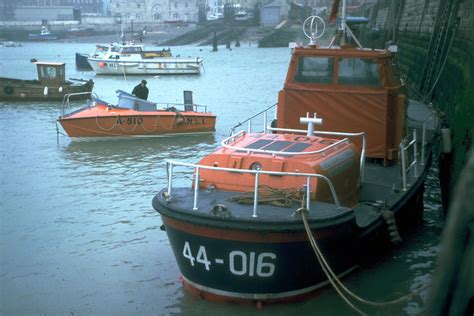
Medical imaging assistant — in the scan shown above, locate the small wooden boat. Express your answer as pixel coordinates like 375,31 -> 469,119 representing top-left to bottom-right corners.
152,12 -> 439,306
0,61 -> 93,101
86,42 -> 201,75
58,90 -> 216,141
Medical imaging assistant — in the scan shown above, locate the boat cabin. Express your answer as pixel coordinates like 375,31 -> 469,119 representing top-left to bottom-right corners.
277,47 -> 406,164
35,62 -> 66,86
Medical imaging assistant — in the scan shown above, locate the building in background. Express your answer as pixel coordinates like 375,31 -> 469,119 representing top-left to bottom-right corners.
109,0 -> 203,23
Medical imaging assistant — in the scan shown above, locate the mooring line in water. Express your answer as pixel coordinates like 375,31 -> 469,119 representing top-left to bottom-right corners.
298,208 -> 430,314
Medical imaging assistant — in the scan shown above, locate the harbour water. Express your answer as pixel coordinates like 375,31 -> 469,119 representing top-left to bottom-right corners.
1,42 -> 445,315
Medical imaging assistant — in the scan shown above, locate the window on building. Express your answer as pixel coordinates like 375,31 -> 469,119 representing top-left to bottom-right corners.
174,2 -> 177,8
337,58 -> 382,87
137,3 -> 140,8
154,13 -> 162,20
185,2 -> 188,7
294,57 -> 334,84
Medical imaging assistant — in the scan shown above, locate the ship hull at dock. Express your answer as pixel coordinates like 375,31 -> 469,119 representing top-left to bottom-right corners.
153,173 -> 426,304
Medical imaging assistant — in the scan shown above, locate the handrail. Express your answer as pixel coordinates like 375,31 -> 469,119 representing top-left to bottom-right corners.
165,160 -> 342,217
61,91 -> 95,116
221,131 -> 350,157
400,130 -> 418,191
230,103 -> 277,135
156,102 -> 208,113
268,127 -> 366,182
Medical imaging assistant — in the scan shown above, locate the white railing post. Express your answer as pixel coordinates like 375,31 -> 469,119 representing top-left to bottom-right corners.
247,120 -> 251,133
193,166 -> 200,210
400,142 -> 407,191
413,130 -> 418,177
252,172 -> 260,218
167,162 -> 173,196
263,110 -> 268,133
306,177 -> 311,210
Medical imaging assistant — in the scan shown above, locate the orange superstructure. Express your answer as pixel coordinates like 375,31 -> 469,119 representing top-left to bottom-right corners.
198,132 -> 360,207
277,47 -> 406,163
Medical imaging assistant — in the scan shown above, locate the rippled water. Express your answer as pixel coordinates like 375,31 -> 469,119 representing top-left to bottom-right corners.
0,42 -> 444,315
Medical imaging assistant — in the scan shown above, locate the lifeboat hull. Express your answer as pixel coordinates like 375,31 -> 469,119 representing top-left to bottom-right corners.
58,104 -> 216,140
153,177 -> 425,304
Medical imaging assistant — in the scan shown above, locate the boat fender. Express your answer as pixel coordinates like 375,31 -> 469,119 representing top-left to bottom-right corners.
43,86 -> 48,96
99,62 -> 106,69
381,209 -> 402,244
4,86 -> 14,95
58,86 -> 63,93
209,204 -> 231,218
441,128 -> 452,153
175,112 -> 185,125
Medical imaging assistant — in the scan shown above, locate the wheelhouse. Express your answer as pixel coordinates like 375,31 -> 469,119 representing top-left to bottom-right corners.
277,47 -> 406,164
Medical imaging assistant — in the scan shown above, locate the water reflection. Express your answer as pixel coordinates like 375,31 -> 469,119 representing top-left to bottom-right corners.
61,133 -> 217,164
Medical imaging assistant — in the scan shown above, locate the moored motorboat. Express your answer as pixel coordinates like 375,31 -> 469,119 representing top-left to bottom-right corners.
58,90 -> 216,141
0,61 -> 93,101
86,42 -> 200,75
28,26 -> 57,41
152,13 -> 439,306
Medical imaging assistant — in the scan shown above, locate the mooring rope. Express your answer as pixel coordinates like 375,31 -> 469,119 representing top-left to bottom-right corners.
298,207 -> 430,314
228,185 -> 302,207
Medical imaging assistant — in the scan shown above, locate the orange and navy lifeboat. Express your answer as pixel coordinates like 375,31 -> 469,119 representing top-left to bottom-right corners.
153,14 -> 438,305
58,90 -> 216,140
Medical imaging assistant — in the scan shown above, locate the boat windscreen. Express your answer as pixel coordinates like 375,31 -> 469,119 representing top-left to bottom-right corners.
337,58 -> 382,87
294,57 -> 334,84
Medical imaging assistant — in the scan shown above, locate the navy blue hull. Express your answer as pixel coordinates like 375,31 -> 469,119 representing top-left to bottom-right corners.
75,53 -> 93,70
161,214 -> 358,300
154,174 -> 426,303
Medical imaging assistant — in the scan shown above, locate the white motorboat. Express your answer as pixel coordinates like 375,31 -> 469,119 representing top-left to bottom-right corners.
86,42 -> 202,75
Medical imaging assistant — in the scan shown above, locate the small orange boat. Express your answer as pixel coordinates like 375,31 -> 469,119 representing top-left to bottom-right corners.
58,90 -> 216,140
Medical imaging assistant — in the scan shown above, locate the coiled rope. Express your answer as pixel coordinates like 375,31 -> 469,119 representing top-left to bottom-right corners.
297,207 -> 429,315
228,185 -> 302,207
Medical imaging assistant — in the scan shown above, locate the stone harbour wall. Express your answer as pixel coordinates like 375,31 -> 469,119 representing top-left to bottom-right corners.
359,0 -> 473,196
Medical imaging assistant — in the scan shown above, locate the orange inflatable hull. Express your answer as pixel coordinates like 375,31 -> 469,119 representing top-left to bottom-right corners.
58,104 -> 216,139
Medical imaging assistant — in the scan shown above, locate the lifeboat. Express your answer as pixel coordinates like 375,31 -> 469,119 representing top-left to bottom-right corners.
58,90 -> 216,141
152,11 -> 438,306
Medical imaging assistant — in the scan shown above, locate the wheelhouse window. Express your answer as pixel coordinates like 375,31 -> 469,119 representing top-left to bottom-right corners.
338,58 -> 382,87
294,57 -> 333,84
41,66 -> 57,79
120,47 -> 142,54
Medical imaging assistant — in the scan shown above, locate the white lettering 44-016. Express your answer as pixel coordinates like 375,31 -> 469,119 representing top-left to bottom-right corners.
182,241 -> 276,277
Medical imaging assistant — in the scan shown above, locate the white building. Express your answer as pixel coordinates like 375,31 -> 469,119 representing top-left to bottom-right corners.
110,0 -> 202,22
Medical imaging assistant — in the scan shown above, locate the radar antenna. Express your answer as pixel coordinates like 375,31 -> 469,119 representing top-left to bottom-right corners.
303,16 -> 326,46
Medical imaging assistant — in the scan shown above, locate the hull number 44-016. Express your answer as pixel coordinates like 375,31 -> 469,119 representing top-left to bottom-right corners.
182,241 -> 276,277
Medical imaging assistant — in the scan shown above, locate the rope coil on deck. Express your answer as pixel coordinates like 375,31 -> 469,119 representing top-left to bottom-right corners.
227,185 -> 303,207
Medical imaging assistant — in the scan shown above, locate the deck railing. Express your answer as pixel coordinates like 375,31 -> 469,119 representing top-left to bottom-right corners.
60,91 -> 95,116
267,127 -> 367,182
165,160 -> 342,218
229,103 -> 277,135
400,130 -> 418,191
60,91 -> 208,116
221,130 -> 351,157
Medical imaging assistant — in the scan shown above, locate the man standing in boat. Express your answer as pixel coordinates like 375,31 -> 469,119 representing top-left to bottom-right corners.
132,80 -> 149,100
